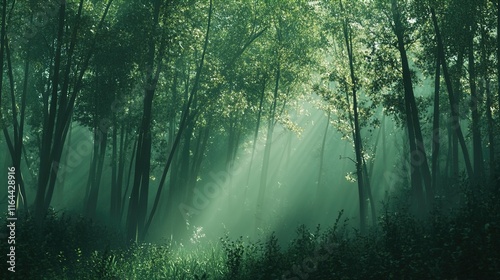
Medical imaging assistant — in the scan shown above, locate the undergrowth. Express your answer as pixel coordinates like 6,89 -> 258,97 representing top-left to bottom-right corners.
1,181 -> 499,279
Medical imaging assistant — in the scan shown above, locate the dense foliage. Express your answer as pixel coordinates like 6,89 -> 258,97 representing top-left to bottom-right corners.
1,0 -> 500,278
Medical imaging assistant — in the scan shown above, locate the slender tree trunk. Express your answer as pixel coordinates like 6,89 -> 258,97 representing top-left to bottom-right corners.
111,114 -> 118,218
110,122 -> 128,221
246,76 -> 266,190
179,117 -> 193,200
0,0 -> 14,162
431,8 -> 474,180
481,17 -> 496,181
0,0 -> 5,114
340,0 -> 367,231
431,53 -> 441,194
43,0 -> 87,215
189,125 -> 210,189
382,115 -> 387,168
121,136 -> 137,219
467,27 -> 484,182
361,156 -> 376,226
85,62 -> 109,218
35,1 -> 65,221
486,80 -> 496,181
226,112 -> 241,208
316,110 -> 330,205
144,0 -> 213,239
165,76 -> 192,239
85,130 -> 108,218
57,120 -> 72,200
126,0 -> 161,242
255,65 -> 280,234
35,0 -> 112,222
497,0 -> 500,109
5,28 -> 29,211
445,123 -> 452,181
1,1 -> 29,211
85,135 -> 96,209
392,0 -> 429,212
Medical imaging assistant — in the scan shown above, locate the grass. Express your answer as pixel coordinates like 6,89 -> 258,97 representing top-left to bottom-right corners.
1,180 -> 500,279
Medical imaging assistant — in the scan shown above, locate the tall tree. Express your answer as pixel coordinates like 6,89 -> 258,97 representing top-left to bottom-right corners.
339,0 -> 369,233
1,0 -> 30,211
464,0 -> 484,181
126,0 -> 164,242
429,6 -> 474,181
142,0 -> 214,241
254,0 -> 319,233
390,0 -> 432,211
32,0 -> 112,222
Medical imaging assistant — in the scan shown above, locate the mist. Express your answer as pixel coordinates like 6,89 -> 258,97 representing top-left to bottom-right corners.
1,0 -> 499,279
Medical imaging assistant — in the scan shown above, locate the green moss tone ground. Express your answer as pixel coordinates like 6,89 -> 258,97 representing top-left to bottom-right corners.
2,181 -> 500,280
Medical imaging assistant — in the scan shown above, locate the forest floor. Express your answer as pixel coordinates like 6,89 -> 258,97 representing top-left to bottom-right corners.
1,180 -> 500,280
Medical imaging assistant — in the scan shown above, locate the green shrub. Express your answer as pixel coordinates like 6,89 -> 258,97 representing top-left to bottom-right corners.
2,179 -> 499,279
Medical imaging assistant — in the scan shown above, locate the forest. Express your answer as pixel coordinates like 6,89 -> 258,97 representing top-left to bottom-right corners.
1,0 -> 500,279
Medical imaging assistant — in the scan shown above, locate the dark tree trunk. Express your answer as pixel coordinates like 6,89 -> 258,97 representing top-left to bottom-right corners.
121,136 -> 137,219
431,53 -> 441,194
255,65 -> 280,233
85,130 -> 108,218
467,27 -> 484,182
486,81 -> 496,181
85,136 -> 97,209
144,0 -> 213,240
34,0 -> 112,222
481,20 -> 496,181
179,117 -> 193,200
1,0 -> 29,210
6,28 -> 29,210
430,8 -> 474,180
316,110 -> 330,205
246,76 -> 266,190
340,0 -> 368,231
0,0 -> 5,113
392,0 -> 432,212
111,123 -> 126,220
111,115 -> 118,219
126,0 -> 161,242
35,1 -> 66,221
451,48 -> 464,183
189,125 -> 210,189
497,0 -> 500,109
